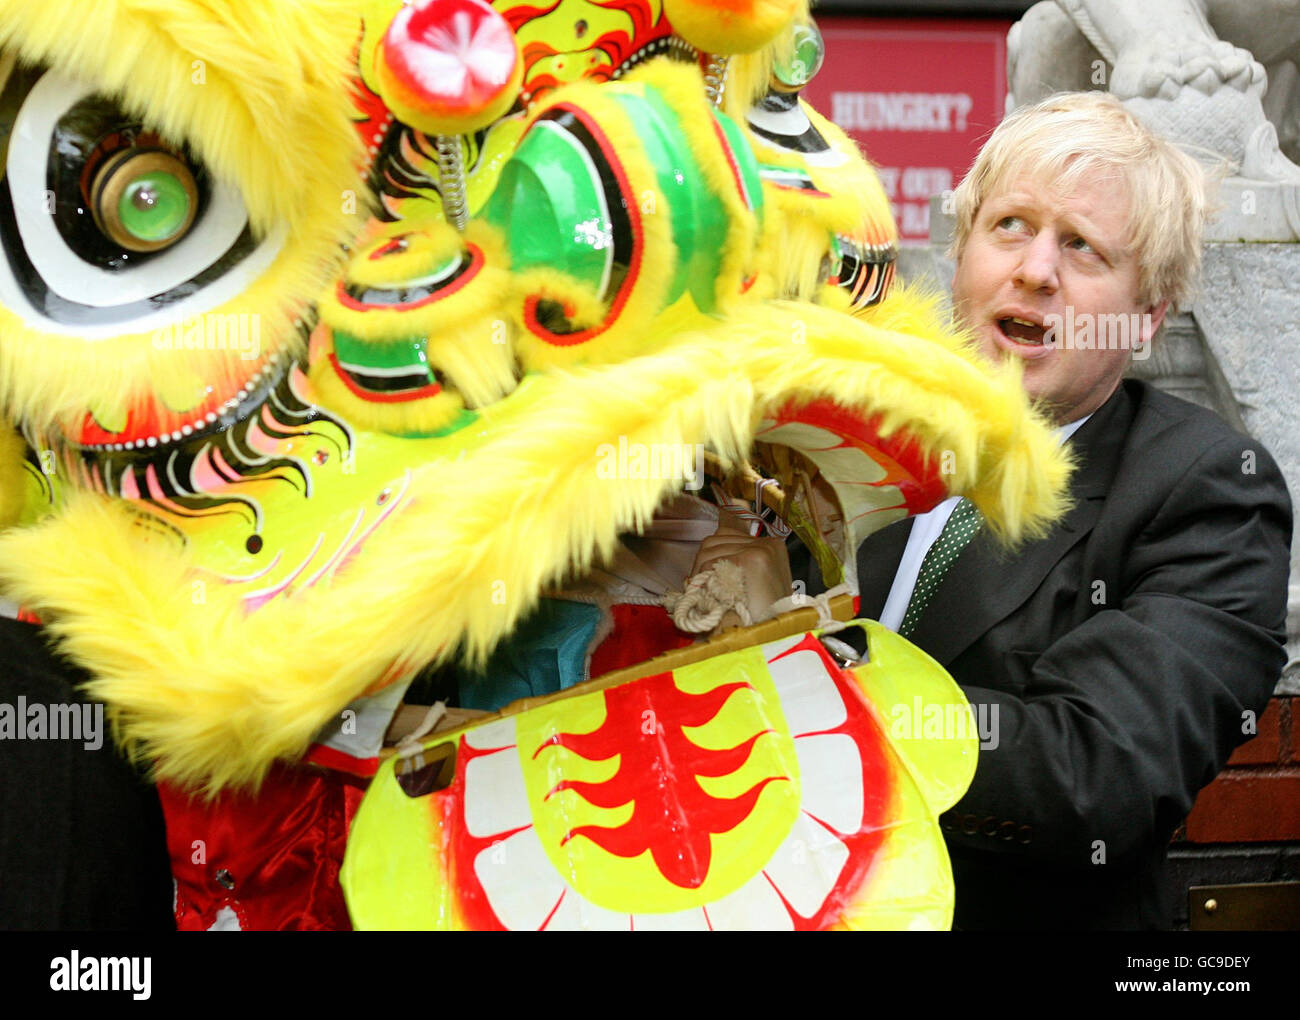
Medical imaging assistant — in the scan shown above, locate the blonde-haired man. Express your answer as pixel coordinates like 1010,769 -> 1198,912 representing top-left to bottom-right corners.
949,91 -> 1208,426
804,92 -> 1292,928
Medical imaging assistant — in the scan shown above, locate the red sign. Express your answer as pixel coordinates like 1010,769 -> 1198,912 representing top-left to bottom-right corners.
801,16 -> 1011,244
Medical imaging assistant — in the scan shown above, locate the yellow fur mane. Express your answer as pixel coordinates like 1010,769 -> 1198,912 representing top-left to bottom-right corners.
0,286 -> 1067,793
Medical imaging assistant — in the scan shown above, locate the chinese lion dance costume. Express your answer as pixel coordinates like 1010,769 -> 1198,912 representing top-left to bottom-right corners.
0,0 -> 1069,929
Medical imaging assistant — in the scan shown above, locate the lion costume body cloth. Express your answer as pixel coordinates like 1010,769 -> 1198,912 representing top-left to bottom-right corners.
0,0 -> 1070,929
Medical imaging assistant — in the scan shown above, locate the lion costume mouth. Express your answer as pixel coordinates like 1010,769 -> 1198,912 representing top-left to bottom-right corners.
342,622 -> 974,931
454,633 -> 886,929
0,0 -> 1071,797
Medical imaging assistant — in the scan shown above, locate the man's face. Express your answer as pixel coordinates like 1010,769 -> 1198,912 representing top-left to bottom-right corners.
950,169 -> 1168,424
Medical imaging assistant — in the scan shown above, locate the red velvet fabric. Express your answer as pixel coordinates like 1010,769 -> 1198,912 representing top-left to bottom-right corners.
588,603 -> 696,678
158,764 -> 362,931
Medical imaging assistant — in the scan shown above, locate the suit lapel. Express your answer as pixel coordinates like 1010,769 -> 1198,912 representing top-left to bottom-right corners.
904,384 -> 1136,666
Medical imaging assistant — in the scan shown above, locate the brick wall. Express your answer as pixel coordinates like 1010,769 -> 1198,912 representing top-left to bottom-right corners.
1183,697 -> 1300,842
1165,696 -> 1300,928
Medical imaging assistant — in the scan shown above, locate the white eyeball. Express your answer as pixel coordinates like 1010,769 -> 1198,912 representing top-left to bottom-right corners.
0,68 -> 284,339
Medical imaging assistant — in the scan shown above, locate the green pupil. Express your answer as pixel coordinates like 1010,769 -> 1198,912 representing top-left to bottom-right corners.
118,172 -> 189,243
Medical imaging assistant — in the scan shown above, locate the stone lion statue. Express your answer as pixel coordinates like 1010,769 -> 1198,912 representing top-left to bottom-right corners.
1009,0 -> 1300,239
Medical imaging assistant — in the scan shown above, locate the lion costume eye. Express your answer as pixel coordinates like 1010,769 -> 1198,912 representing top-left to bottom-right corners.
0,64 -> 284,337
89,146 -> 199,252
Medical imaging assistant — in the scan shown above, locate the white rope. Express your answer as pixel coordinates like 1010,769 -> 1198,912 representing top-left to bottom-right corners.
663,559 -> 752,633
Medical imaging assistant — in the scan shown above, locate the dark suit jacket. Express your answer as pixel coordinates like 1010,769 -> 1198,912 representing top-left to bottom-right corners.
799,379 -> 1293,929
0,618 -> 175,930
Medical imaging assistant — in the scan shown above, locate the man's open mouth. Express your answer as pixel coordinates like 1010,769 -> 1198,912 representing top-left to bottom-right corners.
996,316 -> 1047,346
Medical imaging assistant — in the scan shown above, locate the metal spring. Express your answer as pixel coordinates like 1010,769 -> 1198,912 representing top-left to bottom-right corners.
704,54 -> 729,107
436,135 -> 469,231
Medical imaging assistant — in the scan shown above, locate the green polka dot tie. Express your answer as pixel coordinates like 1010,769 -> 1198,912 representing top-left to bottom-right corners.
899,498 -> 983,638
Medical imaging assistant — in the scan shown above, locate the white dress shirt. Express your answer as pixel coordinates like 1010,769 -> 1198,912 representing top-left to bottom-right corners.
877,414 -> 1092,633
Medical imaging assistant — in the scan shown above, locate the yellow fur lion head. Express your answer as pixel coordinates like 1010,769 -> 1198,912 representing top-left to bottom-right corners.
0,0 -> 1068,791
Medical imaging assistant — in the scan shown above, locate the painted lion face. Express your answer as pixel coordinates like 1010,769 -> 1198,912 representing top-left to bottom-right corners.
0,0 -> 1066,804
0,0 -> 1075,931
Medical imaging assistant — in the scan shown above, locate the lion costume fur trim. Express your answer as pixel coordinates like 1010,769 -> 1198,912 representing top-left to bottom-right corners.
0,286 -> 1069,793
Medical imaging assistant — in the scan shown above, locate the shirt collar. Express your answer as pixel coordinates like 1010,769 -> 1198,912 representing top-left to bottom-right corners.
1057,412 -> 1092,444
